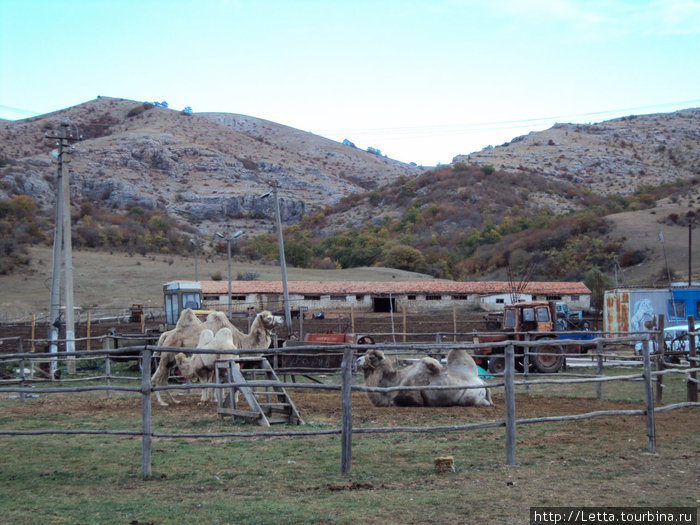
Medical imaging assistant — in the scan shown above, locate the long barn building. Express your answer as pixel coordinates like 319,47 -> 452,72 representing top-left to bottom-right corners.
198,280 -> 591,314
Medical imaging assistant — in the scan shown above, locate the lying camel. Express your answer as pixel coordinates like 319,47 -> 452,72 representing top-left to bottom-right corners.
357,348 -> 492,407
152,309 -> 283,406
175,327 -> 238,404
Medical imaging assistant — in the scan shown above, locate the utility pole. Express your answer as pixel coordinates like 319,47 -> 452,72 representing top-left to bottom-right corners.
216,229 -> 243,320
46,120 -> 79,376
262,184 -> 292,337
190,236 -> 204,282
46,136 -> 65,377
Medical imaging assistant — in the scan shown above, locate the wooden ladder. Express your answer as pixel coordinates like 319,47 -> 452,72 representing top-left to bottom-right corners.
215,356 -> 304,427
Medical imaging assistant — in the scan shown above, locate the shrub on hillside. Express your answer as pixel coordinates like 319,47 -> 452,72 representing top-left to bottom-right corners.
384,244 -> 426,273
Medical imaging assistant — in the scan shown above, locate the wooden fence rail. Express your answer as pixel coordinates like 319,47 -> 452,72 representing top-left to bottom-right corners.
0,336 -> 698,479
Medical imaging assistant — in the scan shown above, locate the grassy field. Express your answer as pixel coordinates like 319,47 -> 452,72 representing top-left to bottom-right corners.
0,246 -> 438,321
0,360 -> 697,525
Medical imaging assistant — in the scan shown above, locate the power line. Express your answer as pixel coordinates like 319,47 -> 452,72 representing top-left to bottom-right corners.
314,99 -> 700,137
0,104 -> 42,117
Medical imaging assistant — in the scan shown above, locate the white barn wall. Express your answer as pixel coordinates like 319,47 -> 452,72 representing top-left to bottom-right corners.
198,280 -> 592,314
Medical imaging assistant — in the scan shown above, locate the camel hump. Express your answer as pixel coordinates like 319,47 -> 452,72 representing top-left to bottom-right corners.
421,357 -> 443,375
447,349 -> 478,373
177,308 -> 201,328
205,311 -> 233,332
197,329 -> 215,348
209,327 -> 236,349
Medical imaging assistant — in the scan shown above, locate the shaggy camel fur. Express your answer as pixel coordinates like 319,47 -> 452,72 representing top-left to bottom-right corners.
204,310 -> 283,356
175,327 -> 238,404
151,309 -> 231,406
152,309 -> 283,406
357,348 -> 492,407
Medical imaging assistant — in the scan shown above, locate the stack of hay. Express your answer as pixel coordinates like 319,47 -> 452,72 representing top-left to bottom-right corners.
434,456 -> 455,473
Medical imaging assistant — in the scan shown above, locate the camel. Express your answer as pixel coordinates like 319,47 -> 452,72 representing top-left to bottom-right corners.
357,348 -> 492,407
151,309 -> 233,406
204,310 -> 283,357
152,309 -> 283,406
174,327 -> 238,404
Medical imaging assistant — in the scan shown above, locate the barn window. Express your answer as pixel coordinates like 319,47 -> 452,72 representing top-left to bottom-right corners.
668,300 -> 685,319
425,295 -> 442,301
496,298 -> 505,304
570,295 -> 579,301
232,295 -> 246,301
330,295 -> 347,301
355,294 -> 364,301
546,295 -> 562,301
452,295 -> 468,300
304,295 -> 321,301
407,295 -> 416,300
203,294 -> 219,302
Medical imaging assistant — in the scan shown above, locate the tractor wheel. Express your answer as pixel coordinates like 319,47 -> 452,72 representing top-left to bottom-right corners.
531,341 -> 564,373
488,356 -> 505,374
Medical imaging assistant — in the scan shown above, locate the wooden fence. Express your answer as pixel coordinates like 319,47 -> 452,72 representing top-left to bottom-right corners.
0,333 -> 698,479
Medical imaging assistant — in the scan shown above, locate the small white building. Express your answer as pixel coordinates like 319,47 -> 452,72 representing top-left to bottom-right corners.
197,280 -> 591,314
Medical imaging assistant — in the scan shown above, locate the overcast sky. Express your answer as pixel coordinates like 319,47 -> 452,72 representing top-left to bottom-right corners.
1,0 -> 698,165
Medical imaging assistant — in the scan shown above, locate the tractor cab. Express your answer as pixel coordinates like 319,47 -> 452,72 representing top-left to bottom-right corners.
502,301 -> 555,334
163,281 -> 206,328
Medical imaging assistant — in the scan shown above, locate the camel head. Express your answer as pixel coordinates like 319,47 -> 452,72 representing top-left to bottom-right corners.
255,311 -> 284,331
356,348 -> 387,372
174,352 -> 188,366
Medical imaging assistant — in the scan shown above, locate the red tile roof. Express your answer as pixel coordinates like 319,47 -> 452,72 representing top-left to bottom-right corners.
198,280 -> 590,295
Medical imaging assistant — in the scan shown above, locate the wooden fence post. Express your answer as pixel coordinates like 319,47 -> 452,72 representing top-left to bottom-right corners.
403,306 -> 407,343
18,339 -> 25,403
655,315 -> 665,404
141,346 -> 153,479
452,306 -> 457,343
523,335 -> 530,396
340,346 -> 353,475
504,343 -> 516,465
86,311 -> 92,351
596,338 -> 604,399
687,315 -> 697,403
103,336 -> 111,399
642,338 -> 656,452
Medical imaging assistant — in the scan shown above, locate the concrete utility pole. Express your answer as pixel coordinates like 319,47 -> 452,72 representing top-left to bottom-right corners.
216,229 -> 243,320
46,120 -> 78,375
47,138 -> 65,375
262,184 -> 292,337
191,236 -> 203,282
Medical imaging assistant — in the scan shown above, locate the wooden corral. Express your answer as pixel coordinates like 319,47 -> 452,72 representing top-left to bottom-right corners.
0,331 -> 697,479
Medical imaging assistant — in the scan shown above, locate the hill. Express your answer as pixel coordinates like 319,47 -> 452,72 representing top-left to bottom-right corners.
0,99 -> 698,290
455,108 -> 699,200
0,97 -> 421,234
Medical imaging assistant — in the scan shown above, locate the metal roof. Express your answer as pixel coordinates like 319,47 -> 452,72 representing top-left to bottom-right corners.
197,280 -> 591,295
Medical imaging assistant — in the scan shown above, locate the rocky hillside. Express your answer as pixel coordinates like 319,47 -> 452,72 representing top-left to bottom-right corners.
0,97 -> 421,234
455,108 -> 699,202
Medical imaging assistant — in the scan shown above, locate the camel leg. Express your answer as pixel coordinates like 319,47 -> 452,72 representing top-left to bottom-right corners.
197,371 -> 209,405
151,354 -> 180,406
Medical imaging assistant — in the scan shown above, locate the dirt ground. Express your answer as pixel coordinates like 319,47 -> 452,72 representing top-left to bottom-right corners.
4,387 -> 696,441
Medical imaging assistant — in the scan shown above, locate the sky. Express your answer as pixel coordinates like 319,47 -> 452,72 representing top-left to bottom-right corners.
1,0 -> 698,166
